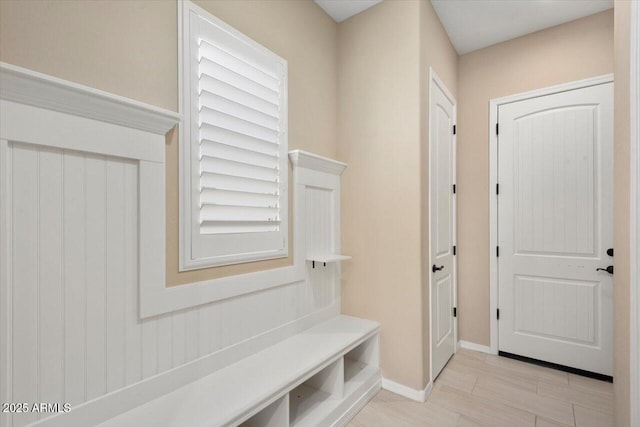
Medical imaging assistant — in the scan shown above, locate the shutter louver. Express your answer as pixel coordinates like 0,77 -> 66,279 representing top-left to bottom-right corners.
197,37 -> 283,235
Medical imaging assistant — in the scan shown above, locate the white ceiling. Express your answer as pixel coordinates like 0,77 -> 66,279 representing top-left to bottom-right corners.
314,0 -> 383,23
431,0 -> 613,55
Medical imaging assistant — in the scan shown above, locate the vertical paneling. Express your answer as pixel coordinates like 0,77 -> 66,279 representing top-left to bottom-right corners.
11,143 -> 39,426
3,142 -> 338,427
85,155 -> 107,400
38,147 -> 64,408
156,316 -> 173,373
564,111 -> 578,253
123,162 -> 141,385
106,161 -> 126,392
141,320 -> 158,380
208,302 -> 223,355
0,139 -> 11,427
541,114 -> 554,252
532,115 -> 544,251
305,186 -> 336,310
197,305 -> 212,358
185,310 -> 199,363
63,152 -> 86,405
553,113 -> 566,251
171,313 -> 186,368
514,107 -> 597,256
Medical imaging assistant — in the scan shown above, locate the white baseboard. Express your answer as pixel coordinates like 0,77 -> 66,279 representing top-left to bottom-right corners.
334,378 -> 381,426
457,340 -> 495,355
381,377 -> 433,403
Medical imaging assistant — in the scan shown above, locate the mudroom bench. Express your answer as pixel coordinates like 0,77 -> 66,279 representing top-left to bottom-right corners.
97,315 -> 381,427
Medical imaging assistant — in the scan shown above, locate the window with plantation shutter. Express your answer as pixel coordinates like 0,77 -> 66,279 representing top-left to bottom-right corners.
180,1 -> 288,270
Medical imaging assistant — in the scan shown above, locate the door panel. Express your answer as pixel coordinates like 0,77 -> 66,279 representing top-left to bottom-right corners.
514,275 -> 597,345
436,274 -> 453,344
430,77 -> 456,379
498,83 -> 613,376
513,106 -> 597,256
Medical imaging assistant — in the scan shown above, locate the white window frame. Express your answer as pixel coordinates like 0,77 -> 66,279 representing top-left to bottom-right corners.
179,0 -> 288,271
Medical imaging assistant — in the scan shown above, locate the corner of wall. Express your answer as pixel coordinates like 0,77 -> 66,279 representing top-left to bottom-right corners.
337,0 -> 427,392
418,0 -> 459,389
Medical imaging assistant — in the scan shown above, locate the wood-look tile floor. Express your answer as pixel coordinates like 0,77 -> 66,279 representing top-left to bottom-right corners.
348,349 -> 613,427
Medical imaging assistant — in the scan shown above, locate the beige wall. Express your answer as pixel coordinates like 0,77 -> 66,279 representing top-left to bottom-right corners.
613,1 -> 631,425
2,0 -> 627,403
0,0 -> 338,286
0,0 -> 178,110
419,0 -> 458,386
338,0 -> 425,390
338,0 -> 457,390
457,10 -> 614,346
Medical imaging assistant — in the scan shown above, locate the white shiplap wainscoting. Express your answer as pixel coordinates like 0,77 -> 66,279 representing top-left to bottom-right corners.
0,63 -> 365,427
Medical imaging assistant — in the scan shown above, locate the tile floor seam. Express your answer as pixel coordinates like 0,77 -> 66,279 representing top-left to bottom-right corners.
350,350 -> 612,427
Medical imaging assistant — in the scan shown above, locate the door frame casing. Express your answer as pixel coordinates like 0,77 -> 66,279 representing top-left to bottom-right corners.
428,68 -> 458,381
488,74 -> 614,354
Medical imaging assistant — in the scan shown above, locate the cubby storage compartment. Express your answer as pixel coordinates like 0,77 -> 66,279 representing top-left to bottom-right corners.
289,358 -> 344,426
287,334 -> 381,427
240,396 -> 289,427
344,335 -> 380,395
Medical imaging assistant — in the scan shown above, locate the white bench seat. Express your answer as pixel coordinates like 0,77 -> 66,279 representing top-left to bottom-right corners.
98,315 -> 381,427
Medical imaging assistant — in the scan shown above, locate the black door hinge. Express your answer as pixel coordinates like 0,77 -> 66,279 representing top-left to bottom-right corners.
496,246 -> 500,257
453,184 -> 457,194
496,183 -> 500,195
453,307 -> 457,317
453,245 -> 457,256
453,125 -> 457,135
496,123 -> 499,135
497,309 -> 500,320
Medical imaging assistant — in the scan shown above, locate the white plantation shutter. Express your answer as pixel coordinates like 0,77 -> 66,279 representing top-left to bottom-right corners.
180,3 -> 288,270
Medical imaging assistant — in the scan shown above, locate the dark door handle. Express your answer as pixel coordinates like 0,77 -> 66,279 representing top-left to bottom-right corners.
432,265 -> 444,273
596,266 -> 614,275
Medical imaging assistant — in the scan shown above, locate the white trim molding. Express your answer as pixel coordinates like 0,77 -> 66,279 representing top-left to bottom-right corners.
427,67 -> 458,384
289,150 -> 347,176
0,137 -> 10,427
178,0 -> 290,270
488,74 -> 614,355
457,340 -> 495,355
140,150 -> 347,317
629,1 -> 639,425
0,63 -> 352,320
0,62 -> 180,135
381,377 -> 433,403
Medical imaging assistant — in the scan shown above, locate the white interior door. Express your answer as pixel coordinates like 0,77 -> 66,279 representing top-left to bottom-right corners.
430,74 -> 456,379
498,82 -> 614,376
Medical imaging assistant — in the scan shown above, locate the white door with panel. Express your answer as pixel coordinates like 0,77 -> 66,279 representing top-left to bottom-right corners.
498,82 -> 614,376
430,74 -> 457,379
